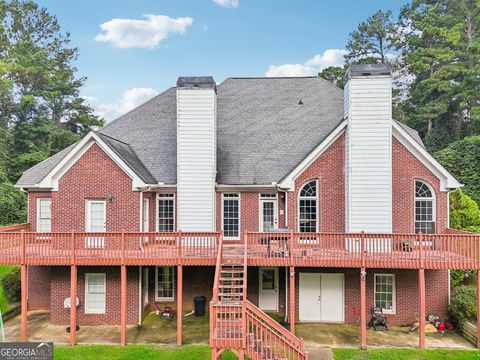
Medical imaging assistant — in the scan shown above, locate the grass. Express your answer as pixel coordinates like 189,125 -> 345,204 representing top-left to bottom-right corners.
333,349 -> 480,360
54,344 -> 237,360
131,311 -> 210,344
0,265 -> 16,313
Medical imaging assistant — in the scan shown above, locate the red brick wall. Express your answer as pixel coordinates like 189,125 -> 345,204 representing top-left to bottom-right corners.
392,137 -> 448,233
287,133 -> 346,232
50,266 -> 139,325
50,143 -> 140,232
27,266 -> 51,310
293,268 -> 448,326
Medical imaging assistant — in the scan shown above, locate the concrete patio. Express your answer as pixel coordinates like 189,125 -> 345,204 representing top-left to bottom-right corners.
3,310 -> 475,350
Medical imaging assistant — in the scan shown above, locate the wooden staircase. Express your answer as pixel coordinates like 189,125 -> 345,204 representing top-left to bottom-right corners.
210,236 -> 308,360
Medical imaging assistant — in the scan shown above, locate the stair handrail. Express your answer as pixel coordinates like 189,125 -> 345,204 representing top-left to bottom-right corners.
212,232 -> 224,301
244,299 -> 305,350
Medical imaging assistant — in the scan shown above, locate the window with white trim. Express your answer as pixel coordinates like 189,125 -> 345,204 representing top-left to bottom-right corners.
223,193 -> 240,238
298,181 -> 317,233
85,273 -> 106,314
374,274 -> 395,313
155,266 -> 174,301
36,198 -> 51,233
157,194 -> 175,232
414,180 -> 435,234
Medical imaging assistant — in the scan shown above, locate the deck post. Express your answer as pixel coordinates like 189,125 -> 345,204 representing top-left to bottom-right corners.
177,264 -> 183,346
418,268 -> 426,349
360,267 -> 367,350
289,266 -> 295,334
20,230 -> 27,342
120,265 -> 127,346
69,265 -> 77,346
477,274 -> 480,348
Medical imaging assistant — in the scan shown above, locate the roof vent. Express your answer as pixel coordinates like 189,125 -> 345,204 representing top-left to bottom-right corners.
298,99 -> 304,105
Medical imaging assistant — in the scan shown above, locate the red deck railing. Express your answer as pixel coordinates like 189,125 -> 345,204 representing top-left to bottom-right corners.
246,231 -> 480,270
0,229 -> 478,269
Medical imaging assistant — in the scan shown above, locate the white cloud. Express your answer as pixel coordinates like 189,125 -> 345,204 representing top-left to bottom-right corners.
266,49 -> 347,77
95,14 -> 193,49
85,87 -> 159,121
213,0 -> 239,8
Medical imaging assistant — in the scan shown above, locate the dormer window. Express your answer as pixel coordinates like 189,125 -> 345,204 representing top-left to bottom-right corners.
414,180 -> 435,234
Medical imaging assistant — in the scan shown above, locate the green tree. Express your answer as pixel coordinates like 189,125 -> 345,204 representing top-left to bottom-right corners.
449,189 -> 480,232
318,65 -> 347,89
435,136 -> 480,203
397,0 -> 480,150
0,0 -> 104,225
345,10 -> 397,64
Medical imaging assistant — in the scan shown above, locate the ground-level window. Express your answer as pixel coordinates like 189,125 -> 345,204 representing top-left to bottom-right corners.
298,180 -> 317,233
36,198 -> 52,233
157,193 -> 175,232
155,266 -> 174,301
414,180 -> 435,234
223,193 -> 240,239
85,273 -> 106,314
374,274 -> 395,314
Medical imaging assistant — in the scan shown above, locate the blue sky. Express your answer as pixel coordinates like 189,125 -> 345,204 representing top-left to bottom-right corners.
37,0 -> 407,121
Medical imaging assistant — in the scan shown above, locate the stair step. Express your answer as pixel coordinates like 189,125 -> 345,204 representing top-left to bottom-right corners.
219,277 -> 243,281
221,270 -> 244,274
219,285 -> 244,289
218,293 -> 243,297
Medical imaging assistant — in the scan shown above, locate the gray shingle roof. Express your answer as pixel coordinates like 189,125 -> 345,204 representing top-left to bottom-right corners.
15,76 -> 424,188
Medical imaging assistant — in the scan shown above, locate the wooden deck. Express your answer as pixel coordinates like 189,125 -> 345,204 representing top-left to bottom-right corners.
0,229 -> 478,269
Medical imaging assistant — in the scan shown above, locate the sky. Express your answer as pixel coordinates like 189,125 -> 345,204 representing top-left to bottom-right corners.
36,0 -> 408,121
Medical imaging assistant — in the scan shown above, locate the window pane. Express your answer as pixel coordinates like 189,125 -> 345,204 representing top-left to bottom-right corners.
37,199 -> 51,232
156,266 -> 174,300
158,194 -> 175,232
375,275 -> 395,312
223,194 -> 239,238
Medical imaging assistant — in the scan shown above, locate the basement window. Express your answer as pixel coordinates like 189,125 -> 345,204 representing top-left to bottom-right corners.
222,193 -> 240,239
85,273 -> 106,314
155,266 -> 174,301
374,274 -> 396,314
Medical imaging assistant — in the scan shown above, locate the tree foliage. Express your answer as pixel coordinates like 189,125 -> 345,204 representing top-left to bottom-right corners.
318,65 -> 347,89
345,10 -> 397,64
0,0 -> 103,225
435,136 -> 480,203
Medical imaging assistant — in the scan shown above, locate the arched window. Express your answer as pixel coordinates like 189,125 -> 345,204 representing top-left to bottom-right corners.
414,180 -> 435,234
299,180 -> 317,233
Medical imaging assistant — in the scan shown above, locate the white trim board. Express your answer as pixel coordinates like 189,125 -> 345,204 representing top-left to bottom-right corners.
392,122 -> 461,191
279,121 -> 347,191
36,132 -> 148,191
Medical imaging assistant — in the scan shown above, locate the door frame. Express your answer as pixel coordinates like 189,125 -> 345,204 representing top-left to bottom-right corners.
298,272 -> 345,323
258,267 -> 279,311
259,194 -> 279,232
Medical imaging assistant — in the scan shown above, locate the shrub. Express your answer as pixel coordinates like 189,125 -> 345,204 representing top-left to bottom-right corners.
450,285 -> 477,321
449,190 -> 480,232
1,267 -> 21,303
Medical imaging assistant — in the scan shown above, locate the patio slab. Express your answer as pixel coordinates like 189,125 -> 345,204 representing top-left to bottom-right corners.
296,323 -> 474,349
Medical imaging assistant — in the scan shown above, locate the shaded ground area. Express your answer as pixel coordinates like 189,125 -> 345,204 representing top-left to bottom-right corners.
296,323 -> 474,349
4,310 -> 210,345
333,348 -> 480,360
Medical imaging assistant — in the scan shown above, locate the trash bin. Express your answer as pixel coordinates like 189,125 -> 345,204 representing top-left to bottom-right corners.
194,296 -> 206,317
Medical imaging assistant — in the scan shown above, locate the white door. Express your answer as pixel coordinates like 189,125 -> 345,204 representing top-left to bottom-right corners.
259,267 -> 278,311
299,273 -> 344,322
86,200 -> 106,248
320,273 -> 344,322
299,273 -> 321,321
260,198 -> 278,232
143,198 -> 149,232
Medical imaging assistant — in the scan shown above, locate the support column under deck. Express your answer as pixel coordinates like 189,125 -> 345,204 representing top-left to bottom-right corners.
360,268 -> 366,350
289,266 -> 295,334
477,274 -> 480,348
20,264 -> 27,342
70,265 -> 77,346
418,268 -> 426,349
177,265 -> 183,346
120,265 -> 127,346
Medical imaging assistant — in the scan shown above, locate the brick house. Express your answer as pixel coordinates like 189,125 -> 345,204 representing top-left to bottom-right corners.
4,64 -> 479,358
